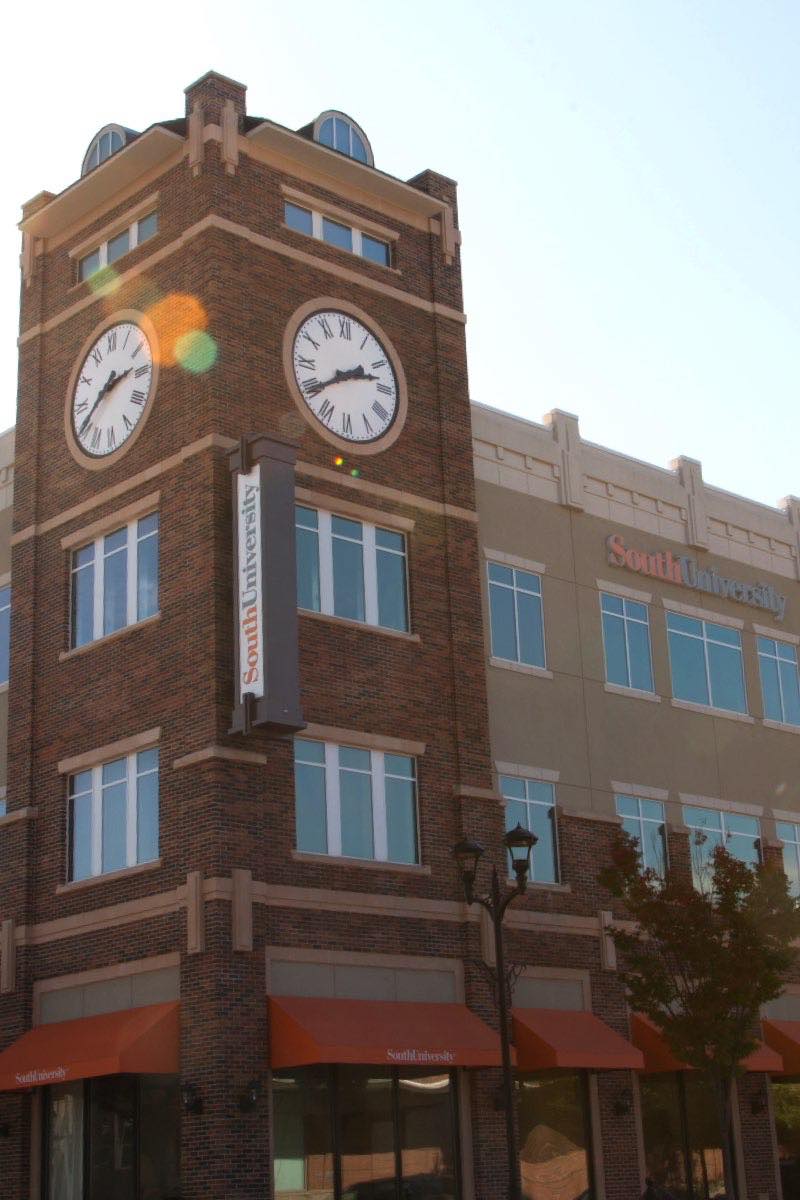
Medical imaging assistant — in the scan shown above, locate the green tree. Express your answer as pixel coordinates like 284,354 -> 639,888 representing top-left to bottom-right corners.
600,832 -> 800,1199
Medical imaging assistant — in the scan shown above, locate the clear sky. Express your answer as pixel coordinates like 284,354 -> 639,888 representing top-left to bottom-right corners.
4,0 -> 799,508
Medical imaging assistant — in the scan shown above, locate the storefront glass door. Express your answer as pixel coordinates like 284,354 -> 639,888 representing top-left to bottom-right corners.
640,1073 -> 726,1200
273,1065 -> 460,1199
516,1069 -> 594,1200
772,1079 -> 800,1199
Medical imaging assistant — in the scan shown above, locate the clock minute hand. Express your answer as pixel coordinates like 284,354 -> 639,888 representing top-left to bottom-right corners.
78,371 -> 117,435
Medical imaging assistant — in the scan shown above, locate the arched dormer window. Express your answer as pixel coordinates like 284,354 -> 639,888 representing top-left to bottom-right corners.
81,125 -> 128,176
313,111 -> 373,166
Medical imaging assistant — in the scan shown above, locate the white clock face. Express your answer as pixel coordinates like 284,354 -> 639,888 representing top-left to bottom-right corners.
291,309 -> 399,443
71,322 -> 154,459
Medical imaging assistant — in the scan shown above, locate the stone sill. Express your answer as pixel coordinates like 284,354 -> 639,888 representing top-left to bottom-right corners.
59,613 -> 161,661
489,657 -> 552,679
604,682 -> 660,703
292,850 -> 431,876
763,718 -> 800,736
670,698 -> 754,724
299,609 -> 420,644
55,858 -> 162,894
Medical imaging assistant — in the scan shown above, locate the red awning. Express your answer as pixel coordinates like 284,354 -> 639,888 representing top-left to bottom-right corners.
0,1002 -> 179,1092
763,1021 -> 800,1074
513,1008 -> 644,1071
631,1013 -> 783,1074
269,996 -> 503,1070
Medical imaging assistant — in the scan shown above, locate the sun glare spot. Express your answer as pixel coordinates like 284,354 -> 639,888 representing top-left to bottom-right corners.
175,330 -> 219,374
145,294 -> 208,366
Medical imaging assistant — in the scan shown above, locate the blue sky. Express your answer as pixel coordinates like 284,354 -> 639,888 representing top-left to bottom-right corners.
4,0 -> 799,506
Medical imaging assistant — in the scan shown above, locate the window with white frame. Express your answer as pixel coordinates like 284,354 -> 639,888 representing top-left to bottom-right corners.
284,202 -> 392,268
616,795 -> 667,877
294,739 -> 418,864
683,805 -> 760,890
777,821 -> 800,898
78,211 -> 158,282
296,505 -> 408,633
666,613 -> 747,714
81,125 -> 127,175
758,637 -> 800,727
0,585 -> 10,686
71,514 -> 159,649
601,593 -> 654,692
69,748 -> 159,881
500,776 -> 558,883
488,563 -> 545,668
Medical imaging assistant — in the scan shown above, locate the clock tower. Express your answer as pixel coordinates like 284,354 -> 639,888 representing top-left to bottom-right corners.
4,71 -> 502,1198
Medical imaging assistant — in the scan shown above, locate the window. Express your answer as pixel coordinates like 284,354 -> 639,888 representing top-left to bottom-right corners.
682,805 -> 760,890
758,637 -> 800,726
45,1074 -> 179,1200
517,1071 -> 593,1200
616,795 -> 667,877
500,776 -> 558,883
273,1065 -> 460,1198
294,739 -> 418,865
296,505 -> 408,633
601,592 -> 654,692
667,613 -> 747,714
78,212 -> 158,282
314,111 -> 373,165
488,562 -> 545,668
71,514 -> 159,648
81,125 -> 127,175
777,821 -> 800,898
640,1073 -> 726,1200
0,585 -> 10,685
69,748 -> 159,881
283,201 -> 392,267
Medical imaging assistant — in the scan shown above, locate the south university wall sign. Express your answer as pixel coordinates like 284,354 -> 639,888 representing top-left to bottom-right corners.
606,532 -> 788,621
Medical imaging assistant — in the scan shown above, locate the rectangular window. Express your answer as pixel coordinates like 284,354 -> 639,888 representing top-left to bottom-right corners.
683,804 -> 760,890
777,821 -> 800,898
616,794 -> 667,876
70,514 -> 159,648
283,201 -> 392,266
69,748 -> 159,881
601,592 -> 654,691
294,739 -> 418,864
76,212 -> 158,282
758,637 -> 800,726
667,613 -> 747,713
488,562 -> 545,668
0,585 -> 10,685
295,505 -> 408,633
500,775 -> 558,883
518,1071 -> 593,1200
137,211 -> 158,243
273,1066 -> 459,1198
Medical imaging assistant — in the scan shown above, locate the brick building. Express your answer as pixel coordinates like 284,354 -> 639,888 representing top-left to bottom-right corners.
2,69 -> 800,1199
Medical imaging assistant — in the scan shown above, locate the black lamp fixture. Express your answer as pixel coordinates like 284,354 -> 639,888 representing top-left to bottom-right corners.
180,1082 -> 203,1115
452,822 -> 537,1200
239,1078 -> 263,1112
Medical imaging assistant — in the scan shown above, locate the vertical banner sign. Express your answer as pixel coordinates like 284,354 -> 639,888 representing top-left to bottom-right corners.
237,466 -> 264,702
230,434 -> 305,738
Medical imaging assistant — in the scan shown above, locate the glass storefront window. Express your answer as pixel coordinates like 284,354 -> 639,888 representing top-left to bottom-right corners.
517,1070 -> 593,1200
273,1065 -> 460,1199
773,1079 -> 800,1200
44,1074 -> 179,1200
640,1073 -> 727,1200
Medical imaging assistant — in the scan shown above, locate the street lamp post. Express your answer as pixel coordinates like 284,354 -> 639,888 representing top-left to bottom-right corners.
453,824 -> 537,1200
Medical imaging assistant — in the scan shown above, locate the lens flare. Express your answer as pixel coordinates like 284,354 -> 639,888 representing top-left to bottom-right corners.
88,266 -> 121,298
145,294 -> 208,366
175,330 -> 218,374
350,468 -> 361,478
334,456 -> 344,467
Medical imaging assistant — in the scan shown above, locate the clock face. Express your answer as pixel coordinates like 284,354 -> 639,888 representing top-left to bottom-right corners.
71,321 -> 155,459
291,309 -> 399,444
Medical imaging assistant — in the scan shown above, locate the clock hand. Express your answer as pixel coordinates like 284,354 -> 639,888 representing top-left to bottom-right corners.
306,366 -> 380,397
78,371 -> 118,435
106,367 -> 132,392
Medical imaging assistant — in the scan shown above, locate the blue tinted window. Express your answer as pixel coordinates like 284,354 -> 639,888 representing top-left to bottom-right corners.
489,564 -> 545,668
106,229 -> 130,264
137,212 -> 158,243
137,515 -> 159,621
0,586 -> 10,686
385,756 -> 416,864
137,750 -> 159,863
332,516 -> 364,621
319,118 -> 335,147
668,614 -> 746,713
103,529 -> 128,636
322,218 -> 353,253
778,822 -> 800,898
361,234 -> 390,266
79,249 -> 102,281
296,506 -> 321,613
339,747 -> 373,859
758,637 -> 800,726
683,805 -> 759,889
71,545 -> 95,648
376,530 -> 408,632
285,203 -> 313,235
601,593 -> 653,692
616,795 -> 667,877
501,776 -> 558,883
294,740 -> 327,854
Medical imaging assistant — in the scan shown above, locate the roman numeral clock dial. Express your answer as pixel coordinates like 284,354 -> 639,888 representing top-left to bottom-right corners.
285,303 -> 408,454
67,317 -> 157,467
